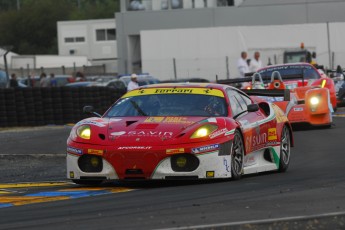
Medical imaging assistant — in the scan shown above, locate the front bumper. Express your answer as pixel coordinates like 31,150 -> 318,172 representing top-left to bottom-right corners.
66,141 -> 232,181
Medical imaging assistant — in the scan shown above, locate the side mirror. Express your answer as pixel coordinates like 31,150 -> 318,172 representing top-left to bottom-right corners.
83,105 -> 101,117
247,103 -> 259,112
83,105 -> 94,114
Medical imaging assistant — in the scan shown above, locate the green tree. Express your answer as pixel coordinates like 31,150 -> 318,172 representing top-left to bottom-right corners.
0,0 -> 120,54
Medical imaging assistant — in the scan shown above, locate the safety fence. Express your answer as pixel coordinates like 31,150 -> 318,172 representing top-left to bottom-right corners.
0,87 -> 124,127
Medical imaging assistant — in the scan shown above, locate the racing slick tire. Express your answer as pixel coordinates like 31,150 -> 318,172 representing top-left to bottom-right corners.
278,125 -> 291,172
72,179 -> 103,186
231,130 -> 244,180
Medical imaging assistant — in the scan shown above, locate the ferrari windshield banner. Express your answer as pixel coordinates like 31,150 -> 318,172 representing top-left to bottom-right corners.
122,88 -> 225,98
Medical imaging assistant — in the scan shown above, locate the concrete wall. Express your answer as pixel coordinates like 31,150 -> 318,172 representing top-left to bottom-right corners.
141,23 -> 334,80
116,0 -> 345,75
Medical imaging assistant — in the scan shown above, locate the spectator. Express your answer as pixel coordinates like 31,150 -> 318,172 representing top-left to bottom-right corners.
249,51 -> 263,72
40,73 -> 50,87
27,74 -> 35,87
9,73 -> 19,88
75,71 -> 86,82
127,74 -> 139,91
50,73 -> 57,87
237,51 -> 249,77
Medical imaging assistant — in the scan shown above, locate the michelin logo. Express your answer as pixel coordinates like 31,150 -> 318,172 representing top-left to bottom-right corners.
67,146 -> 82,155
192,144 -> 220,153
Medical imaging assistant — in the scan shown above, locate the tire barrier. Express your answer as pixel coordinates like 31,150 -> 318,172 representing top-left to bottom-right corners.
0,87 -> 124,127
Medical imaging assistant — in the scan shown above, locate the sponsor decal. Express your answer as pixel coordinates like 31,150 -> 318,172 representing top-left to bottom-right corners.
118,146 -> 152,150
123,88 -> 225,98
127,131 -> 173,136
67,146 -> 82,155
272,104 -> 289,123
166,148 -> 185,154
225,129 -> 235,136
268,128 -> 277,141
87,149 -> 104,155
209,128 -> 228,139
192,144 -> 220,154
110,131 -> 126,136
223,157 -> 230,172
144,117 -> 194,125
154,88 -> 193,94
69,171 -> 75,179
245,133 -> 267,152
294,107 -> 304,112
144,117 -> 165,123
206,171 -> 215,178
76,120 -> 105,127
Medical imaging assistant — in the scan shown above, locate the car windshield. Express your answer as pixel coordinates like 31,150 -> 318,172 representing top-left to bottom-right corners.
105,93 -> 228,117
258,65 -> 319,81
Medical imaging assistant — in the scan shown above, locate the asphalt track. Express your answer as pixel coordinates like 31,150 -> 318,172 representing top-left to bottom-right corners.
0,111 -> 345,229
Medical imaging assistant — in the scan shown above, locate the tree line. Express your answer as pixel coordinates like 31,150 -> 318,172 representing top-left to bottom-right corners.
0,0 -> 120,54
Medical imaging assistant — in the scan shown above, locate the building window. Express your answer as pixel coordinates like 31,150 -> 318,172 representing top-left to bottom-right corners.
75,37 -> 85,42
217,0 -> 234,6
107,29 -> 116,40
128,0 -> 145,11
64,37 -> 85,43
96,29 -> 116,41
64,37 -> 74,43
161,0 -> 183,9
96,29 -> 106,41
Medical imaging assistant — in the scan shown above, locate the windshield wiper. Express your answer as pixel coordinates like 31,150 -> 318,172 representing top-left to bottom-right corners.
130,100 -> 147,116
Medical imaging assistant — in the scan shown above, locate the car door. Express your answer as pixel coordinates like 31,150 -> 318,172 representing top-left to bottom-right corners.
226,89 -> 272,155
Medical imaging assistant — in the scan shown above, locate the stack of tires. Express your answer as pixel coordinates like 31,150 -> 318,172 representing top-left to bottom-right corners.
15,89 -> 27,126
51,87 -> 64,125
0,87 -> 124,127
4,89 -> 18,127
0,89 -> 8,127
22,88 -> 36,126
33,88 -> 45,126
61,87 -> 75,124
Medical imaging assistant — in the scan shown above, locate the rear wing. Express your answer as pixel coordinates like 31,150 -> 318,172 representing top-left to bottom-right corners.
242,89 -> 291,102
217,74 -> 305,85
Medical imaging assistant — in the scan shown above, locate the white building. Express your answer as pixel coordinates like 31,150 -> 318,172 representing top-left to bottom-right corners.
57,18 -> 118,73
116,0 -> 345,81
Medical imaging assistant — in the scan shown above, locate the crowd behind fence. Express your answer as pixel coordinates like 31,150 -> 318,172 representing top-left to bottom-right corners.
9,64 -> 108,79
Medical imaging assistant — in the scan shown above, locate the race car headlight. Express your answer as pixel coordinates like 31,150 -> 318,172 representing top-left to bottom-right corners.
190,124 -> 218,139
310,96 -> 320,106
77,125 -> 91,140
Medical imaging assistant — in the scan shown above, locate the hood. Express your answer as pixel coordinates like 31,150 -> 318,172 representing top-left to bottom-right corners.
74,116 -> 209,146
108,116 -> 207,144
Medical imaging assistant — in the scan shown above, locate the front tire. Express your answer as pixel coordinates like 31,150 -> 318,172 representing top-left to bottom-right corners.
278,125 -> 291,172
231,130 -> 244,180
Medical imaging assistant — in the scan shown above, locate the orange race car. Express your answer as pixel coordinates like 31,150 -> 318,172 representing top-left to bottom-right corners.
219,63 -> 335,128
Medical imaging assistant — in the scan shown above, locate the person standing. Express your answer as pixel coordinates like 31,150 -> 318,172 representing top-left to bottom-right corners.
40,73 -> 50,87
237,51 -> 250,77
127,74 -> 139,91
249,51 -> 263,72
9,73 -> 19,87
50,73 -> 57,87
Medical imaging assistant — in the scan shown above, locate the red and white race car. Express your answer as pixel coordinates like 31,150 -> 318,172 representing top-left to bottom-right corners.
66,83 -> 293,185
